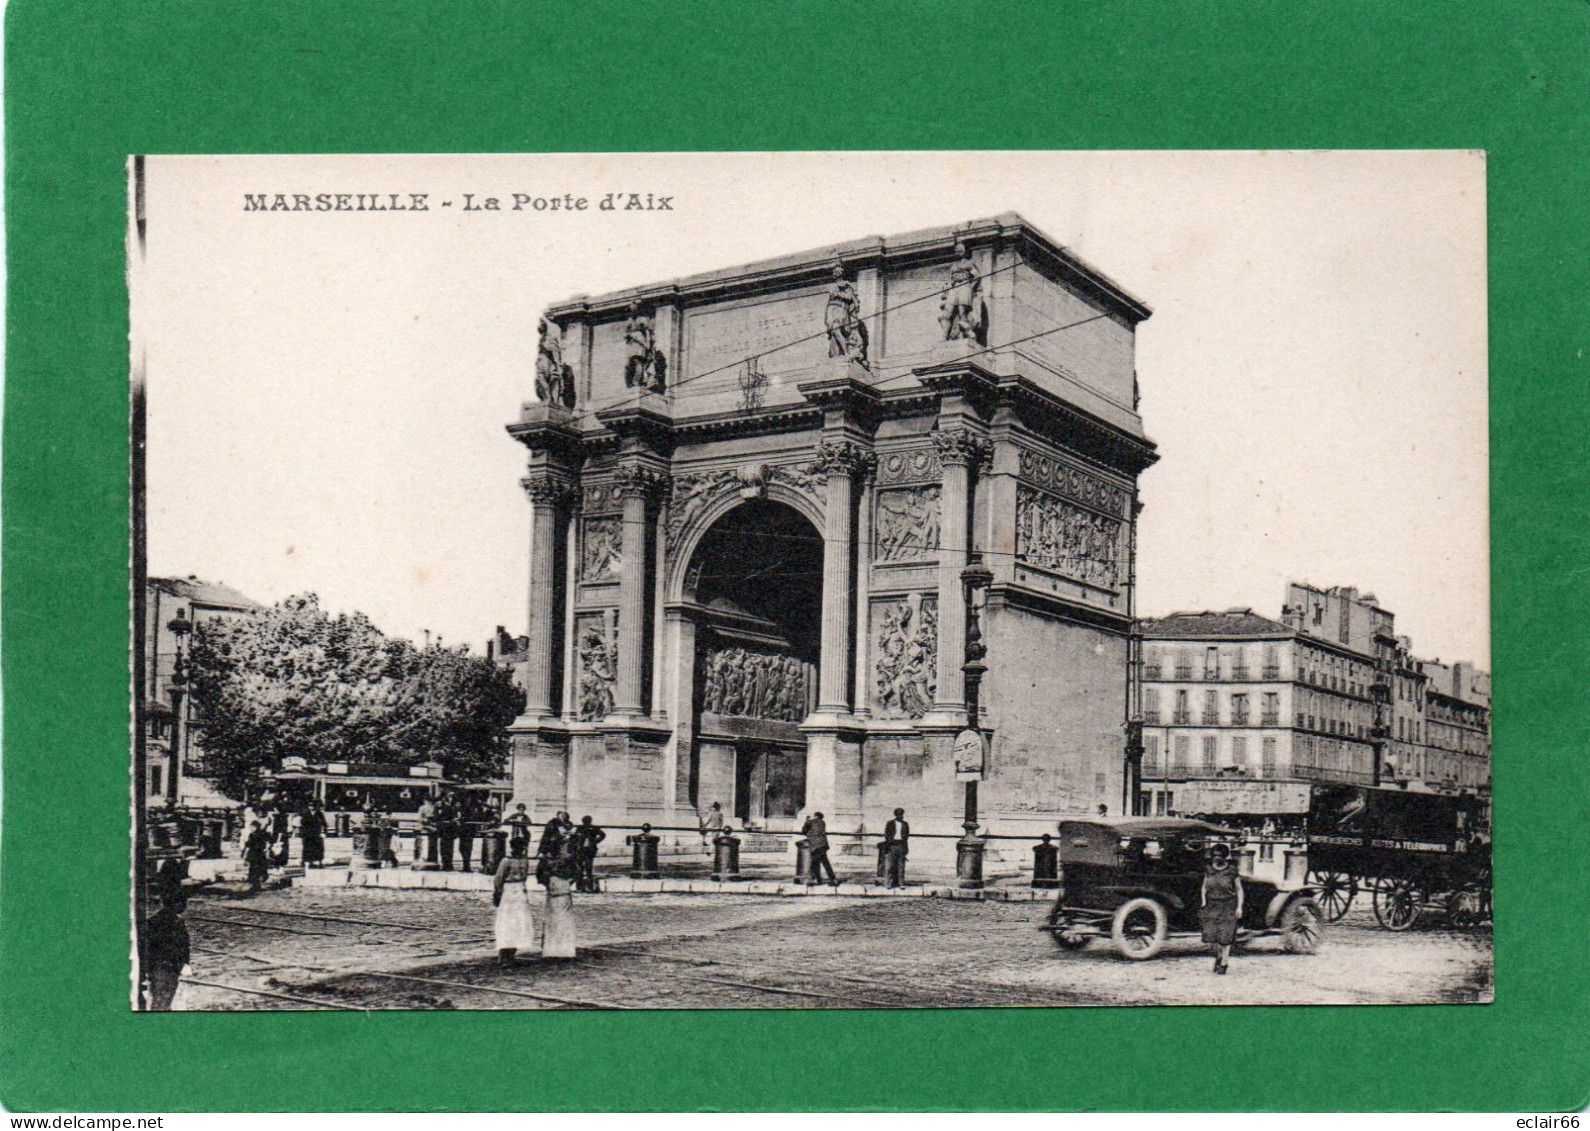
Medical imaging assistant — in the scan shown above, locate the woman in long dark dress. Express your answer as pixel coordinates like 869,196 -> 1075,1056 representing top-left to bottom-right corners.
1199,841 -> 1243,974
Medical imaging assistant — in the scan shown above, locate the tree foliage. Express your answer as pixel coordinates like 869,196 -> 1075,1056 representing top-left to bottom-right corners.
189,594 -> 521,800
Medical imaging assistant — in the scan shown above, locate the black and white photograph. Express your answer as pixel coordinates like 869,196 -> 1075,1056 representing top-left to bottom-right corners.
131,151 -> 1491,1011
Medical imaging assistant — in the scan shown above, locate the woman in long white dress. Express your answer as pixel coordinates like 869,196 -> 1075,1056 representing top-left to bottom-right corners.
492,836 -> 536,964
540,842 -> 580,959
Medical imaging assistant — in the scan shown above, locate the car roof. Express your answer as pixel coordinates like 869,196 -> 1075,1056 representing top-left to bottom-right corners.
1058,817 -> 1239,837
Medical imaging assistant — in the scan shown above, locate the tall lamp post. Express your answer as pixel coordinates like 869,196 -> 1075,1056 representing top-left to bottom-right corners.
954,554 -> 994,888
165,609 -> 193,808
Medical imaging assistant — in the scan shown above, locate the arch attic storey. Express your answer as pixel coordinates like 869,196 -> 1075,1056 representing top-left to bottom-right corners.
505,214 -> 1158,862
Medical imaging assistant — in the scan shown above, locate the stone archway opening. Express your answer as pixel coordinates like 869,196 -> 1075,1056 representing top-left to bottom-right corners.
686,499 -> 824,830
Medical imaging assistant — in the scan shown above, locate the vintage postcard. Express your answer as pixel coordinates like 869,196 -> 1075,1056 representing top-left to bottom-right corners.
131,151 -> 1491,1011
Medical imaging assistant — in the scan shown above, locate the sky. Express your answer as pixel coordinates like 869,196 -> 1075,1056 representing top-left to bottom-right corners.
138,151 -> 1489,667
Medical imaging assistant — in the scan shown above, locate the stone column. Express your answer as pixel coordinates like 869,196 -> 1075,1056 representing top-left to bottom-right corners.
612,464 -> 663,716
812,439 -> 871,716
928,429 -> 989,719
521,472 -> 570,718
851,470 -> 874,718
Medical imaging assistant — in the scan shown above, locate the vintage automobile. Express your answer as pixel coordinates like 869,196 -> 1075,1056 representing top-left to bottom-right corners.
1040,817 -> 1327,960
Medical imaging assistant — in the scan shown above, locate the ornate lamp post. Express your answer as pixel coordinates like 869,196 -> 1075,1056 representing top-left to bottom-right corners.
165,609 -> 193,808
954,554 -> 994,888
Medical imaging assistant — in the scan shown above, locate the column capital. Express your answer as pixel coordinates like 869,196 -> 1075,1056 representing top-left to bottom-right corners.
613,462 -> 670,501
521,471 -> 576,507
930,428 -> 993,470
810,438 -> 876,479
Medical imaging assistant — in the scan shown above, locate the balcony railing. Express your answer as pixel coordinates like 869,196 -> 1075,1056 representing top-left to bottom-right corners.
1260,713 -> 1281,726
1262,666 -> 1281,679
1201,711 -> 1220,725
1174,667 -> 1193,680
1143,665 -> 1162,680
1143,710 -> 1161,724
1231,667 -> 1251,681
1172,712 -> 1192,725
1231,712 -> 1250,726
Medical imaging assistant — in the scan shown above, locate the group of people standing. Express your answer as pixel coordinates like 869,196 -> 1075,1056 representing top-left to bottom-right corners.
238,796 -> 329,890
492,811 -> 606,964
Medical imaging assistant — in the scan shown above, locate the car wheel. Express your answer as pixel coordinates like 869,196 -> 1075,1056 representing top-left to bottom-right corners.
1110,897 -> 1168,960
1280,896 -> 1326,953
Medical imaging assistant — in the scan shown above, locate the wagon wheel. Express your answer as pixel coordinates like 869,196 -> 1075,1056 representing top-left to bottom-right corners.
1446,888 -> 1482,929
1372,876 -> 1425,931
1309,869 -> 1357,922
1051,930 -> 1091,951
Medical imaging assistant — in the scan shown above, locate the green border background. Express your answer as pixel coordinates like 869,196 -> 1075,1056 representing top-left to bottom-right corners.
3,0 -> 1586,1113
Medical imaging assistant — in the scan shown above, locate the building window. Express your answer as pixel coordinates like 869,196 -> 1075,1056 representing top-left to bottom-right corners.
1174,690 -> 1190,725
150,765 -> 163,797
1173,736 -> 1189,772
1262,692 -> 1280,726
1143,688 -> 1160,724
1204,647 -> 1219,679
1202,690 -> 1220,724
1144,650 -> 1161,680
1232,736 -> 1248,764
1231,693 -> 1249,725
1175,651 -> 1193,680
1156,791 -> 1171,816
1263,645 -> 1280,679
1231,649 -> 1250,680
1144,735 -> 1160,774
1201,735 -> 1217,770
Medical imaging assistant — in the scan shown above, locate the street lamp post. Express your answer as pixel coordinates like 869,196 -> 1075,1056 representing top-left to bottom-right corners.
165,609 -> 193,808
954,554 -> 994,888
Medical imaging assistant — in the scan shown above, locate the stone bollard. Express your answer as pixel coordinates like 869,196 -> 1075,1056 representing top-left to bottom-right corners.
483,830 -> 507,874
875,841 -> 889,885
629,823 -> 660,879
793,838 -> 811,883
424,824 -> 440,869
712,831 -> 742,882
1031,834 -> 1060,889
358,817 -> 383,869
955,828 -> 985,890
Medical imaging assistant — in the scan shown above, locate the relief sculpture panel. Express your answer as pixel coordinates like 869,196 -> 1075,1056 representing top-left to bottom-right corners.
1015,486 -> 1124,590
699,646 -> 812,723
874,594 -> 938,720
873,486 -> 941,564
575,611 -> 618,721
581,516 -> 622,582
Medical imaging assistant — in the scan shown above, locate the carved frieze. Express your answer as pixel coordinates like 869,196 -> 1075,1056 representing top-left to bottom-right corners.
614,463 -> 669,500
574,611 -> 618,721
874,594 -> 938,720
873,486 -> 941,564
1017,446 -> 1129,518
581,481 -> 621,514
875,445 -> 942,486
699,646 -> 812,723
1015,485 -> 1124,590
580,517 -> 622,582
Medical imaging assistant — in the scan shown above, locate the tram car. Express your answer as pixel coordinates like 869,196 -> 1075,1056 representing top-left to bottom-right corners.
1306,785 -> 1491,929
1039,817 -> 1326,960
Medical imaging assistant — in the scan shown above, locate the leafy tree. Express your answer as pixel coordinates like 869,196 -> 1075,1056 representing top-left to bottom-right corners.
188,593 -> 519,800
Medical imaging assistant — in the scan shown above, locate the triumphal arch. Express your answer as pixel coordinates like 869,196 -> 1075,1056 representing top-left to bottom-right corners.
507,214 -> 1156,846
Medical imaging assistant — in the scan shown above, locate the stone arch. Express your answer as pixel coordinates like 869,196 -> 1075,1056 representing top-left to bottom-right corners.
667,480 -> 825,604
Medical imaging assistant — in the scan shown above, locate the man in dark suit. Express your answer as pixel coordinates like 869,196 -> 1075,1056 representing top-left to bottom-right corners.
802,811 -> 838,887
883,807 -> 910,888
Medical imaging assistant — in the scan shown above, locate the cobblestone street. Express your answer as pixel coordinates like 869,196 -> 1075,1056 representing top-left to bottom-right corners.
179,886 -> 1493,1010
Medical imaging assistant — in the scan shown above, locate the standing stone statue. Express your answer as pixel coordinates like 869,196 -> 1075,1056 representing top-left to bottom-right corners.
622,303 -> 666,391
534,318 -> 574,408
824,264 -> 868,365
938,240 -> 987,345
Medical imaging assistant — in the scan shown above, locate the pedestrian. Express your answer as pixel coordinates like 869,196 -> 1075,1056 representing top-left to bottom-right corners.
1097,804 -> 1109,817
491,835 -> 536,965
802,810 -> 838,887
698,801 -> 724,849
436,795 -> 458,871
243,820 -> 271,891
1199,841 -> 1243,974
139,895 -> 191,1011
272,803 -> 295,868
571,815 -> 606,893
457,796 -> 477,873
541,839 -> 581,959
237,797 -> 260,853
299,800 -> 327,868
883,807 -> 910,888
